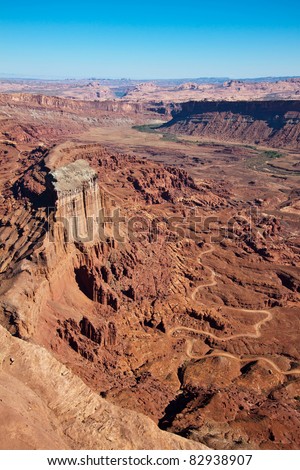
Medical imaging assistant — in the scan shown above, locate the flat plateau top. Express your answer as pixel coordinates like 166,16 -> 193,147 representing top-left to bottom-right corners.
50,159 -> 97,192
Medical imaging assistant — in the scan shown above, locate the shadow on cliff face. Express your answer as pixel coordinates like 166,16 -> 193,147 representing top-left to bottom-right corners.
160,100 -> 300,148
74,260 -> 119,312
166,100 -> 300,129
12,147 -> 56,209
74,266 -> 95,301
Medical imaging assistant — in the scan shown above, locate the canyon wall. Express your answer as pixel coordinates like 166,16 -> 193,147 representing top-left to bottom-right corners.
3,93 -> 299,149
0,92 -> 167,117
162,100 -> 300,148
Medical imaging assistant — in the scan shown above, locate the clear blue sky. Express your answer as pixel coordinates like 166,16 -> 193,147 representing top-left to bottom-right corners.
0,0 -> 299,79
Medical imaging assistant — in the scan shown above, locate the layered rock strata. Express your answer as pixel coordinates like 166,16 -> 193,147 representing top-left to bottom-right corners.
161,100 -> 300,149
49,160 -> 102,243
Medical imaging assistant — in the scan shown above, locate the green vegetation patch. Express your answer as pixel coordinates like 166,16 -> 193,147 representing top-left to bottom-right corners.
133,124 -> 181,143
132,124 -> 161,133
262,150 -> 283,159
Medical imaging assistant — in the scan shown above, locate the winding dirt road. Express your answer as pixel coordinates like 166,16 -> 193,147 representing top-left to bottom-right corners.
169,244 -> 300,376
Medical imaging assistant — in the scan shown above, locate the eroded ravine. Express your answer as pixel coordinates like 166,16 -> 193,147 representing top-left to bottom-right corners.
169,245 -> 300,376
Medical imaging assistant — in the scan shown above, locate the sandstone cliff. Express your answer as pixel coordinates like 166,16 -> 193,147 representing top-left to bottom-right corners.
0,93 -> 165,117
161,100 -> 300,149
49,160 -> 103,243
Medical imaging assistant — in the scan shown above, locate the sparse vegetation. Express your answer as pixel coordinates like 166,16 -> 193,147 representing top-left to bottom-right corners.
244,148 -> 295,175
132,124 -> 161,133
244,144 -> 257,150
160,133 -> 180,142
262,150 -> 283,159
133,124 -> 181,143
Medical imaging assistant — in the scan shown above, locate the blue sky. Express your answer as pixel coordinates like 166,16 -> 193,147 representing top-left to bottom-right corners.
0,0 -> 299,79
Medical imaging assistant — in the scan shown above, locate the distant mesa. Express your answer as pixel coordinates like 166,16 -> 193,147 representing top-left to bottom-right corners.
177,82 -> 200,90
124,82 -> 159,96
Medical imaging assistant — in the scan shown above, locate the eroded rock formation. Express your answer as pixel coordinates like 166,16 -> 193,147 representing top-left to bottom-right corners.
49,160 -> 103,243
162,100 -> 300,149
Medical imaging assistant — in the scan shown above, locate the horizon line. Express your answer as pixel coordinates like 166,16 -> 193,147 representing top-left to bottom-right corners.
0,74 -> 300,82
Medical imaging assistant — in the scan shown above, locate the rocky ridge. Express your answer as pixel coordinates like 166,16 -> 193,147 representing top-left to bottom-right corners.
161,100 -> 300,149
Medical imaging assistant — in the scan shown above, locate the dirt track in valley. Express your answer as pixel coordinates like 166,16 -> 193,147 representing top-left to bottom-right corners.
169,245 -> 300,376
